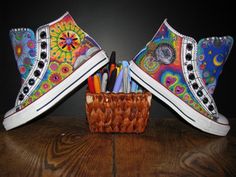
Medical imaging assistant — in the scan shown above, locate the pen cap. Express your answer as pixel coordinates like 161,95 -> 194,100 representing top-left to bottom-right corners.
110,51 -> 116,64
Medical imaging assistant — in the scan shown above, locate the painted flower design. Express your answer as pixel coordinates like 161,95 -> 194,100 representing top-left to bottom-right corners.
28,97 -> 33,104
34,90 -> 42,98
23,57 -> 31,66
15,45 -> 23,57
58,63 -> 73,78
41,81 -> 52,92
19,66 -> 26,74
49,73 -> 62,84
50,15 -> 85,64
10,29 -> 36,81
22,97 -> 33,108
58,31 -> 80,52
27,40 -> 35,49
49,61 -> 60,71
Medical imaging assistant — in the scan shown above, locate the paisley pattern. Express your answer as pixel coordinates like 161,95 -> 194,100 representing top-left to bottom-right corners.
19,13 -> 101,108
197,37 -> 233,94
133,22 -> 210,117
10,29 -> 36,84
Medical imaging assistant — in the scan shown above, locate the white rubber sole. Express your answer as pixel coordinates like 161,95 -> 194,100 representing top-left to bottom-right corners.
3,50 -> 109,130
129,61 -> 230,136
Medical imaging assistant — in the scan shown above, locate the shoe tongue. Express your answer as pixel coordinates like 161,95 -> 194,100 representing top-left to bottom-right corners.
196,36 -> 233,95
9,28 -> 36,84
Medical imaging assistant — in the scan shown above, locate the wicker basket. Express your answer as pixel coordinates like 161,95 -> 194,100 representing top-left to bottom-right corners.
86,91 -> 152,133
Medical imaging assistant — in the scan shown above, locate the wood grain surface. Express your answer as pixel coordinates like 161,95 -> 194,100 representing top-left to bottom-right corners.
0,116 -> 236,177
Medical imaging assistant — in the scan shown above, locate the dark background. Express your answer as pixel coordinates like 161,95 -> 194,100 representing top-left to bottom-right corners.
0,0 -> 235,120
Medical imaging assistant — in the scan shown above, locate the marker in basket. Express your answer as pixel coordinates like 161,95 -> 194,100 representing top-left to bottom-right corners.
107,68 -> 117,92
88,76 -> 95,93
118,62 -> 124,92
131,80 -> 138,93
116,62 -> 122,76
122,61 -> 130,93
94,74 -> 101,93
123,67 -> 129,93
113,68 -> 124,93
101,72 -> 108,92
96,72 -> 102,83
109,51 -> 116,76
116,66 -> 120,77
127,70 -> 131,93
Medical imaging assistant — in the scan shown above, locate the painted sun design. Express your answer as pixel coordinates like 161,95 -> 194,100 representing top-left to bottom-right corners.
50,19 -> 85,64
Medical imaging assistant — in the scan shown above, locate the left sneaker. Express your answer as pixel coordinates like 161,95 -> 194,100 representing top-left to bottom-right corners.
129,19 -> 233,136
3,12 -> 109,130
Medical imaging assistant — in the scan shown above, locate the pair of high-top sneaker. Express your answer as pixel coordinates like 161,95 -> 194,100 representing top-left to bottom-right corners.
3,12 -> 233,136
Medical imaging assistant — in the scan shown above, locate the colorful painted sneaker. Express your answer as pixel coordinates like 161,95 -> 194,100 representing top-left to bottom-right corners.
3,12 -> 109,130
129,20 -> 233,136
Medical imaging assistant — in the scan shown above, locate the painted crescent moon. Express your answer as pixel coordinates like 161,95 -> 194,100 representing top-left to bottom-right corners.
213,54 -> 224,67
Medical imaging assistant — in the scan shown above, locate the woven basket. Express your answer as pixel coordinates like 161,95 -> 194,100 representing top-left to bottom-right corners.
86,91 -> 152,133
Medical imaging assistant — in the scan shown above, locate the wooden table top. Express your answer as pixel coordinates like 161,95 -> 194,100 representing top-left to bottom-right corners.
0,116 -> 235,177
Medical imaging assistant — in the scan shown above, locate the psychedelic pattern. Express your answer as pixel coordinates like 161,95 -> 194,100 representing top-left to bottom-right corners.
20,14 -> 101,108
133,22 -> 210,117
50,15 -> 85,64
197,37 -> 233,94
10,29 -> 36,84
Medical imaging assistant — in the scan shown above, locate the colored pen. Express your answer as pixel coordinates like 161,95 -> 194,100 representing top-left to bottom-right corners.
113,69 -> 124,93
109,51 -> 116,76
122,61 -> 130,93
116,66 -> 120,77
101,72 -> 108,92
107,68 -> 117,92
88,76 -> 95,93
123,67 -> 129,93
131,80 -> 138,93
94,74 -> 101,93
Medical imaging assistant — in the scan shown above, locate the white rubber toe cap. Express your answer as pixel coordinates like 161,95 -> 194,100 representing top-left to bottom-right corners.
4,108 -> 16,118
216,113 -> 229,125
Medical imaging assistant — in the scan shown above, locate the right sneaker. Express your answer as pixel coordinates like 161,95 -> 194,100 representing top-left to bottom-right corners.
3,12 -> 109,130
129,19 -> 233,136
